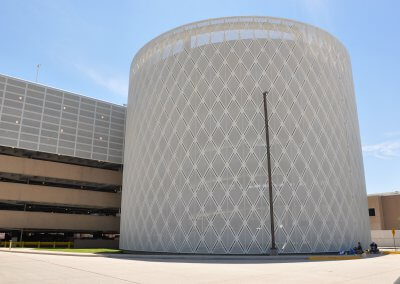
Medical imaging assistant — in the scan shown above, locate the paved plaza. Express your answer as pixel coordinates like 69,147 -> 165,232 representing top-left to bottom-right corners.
0,250 -> 399,283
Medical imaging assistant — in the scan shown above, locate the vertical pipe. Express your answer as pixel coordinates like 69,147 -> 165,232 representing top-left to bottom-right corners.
263,91 -> 277,254
19,204 -> 27,242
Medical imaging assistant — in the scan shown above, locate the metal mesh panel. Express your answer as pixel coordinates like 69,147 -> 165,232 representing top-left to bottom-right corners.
121,16 -> 370,254
0,74 -> 125,164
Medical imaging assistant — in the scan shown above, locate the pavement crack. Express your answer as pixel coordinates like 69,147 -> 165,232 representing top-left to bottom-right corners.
12,253 -> 141,284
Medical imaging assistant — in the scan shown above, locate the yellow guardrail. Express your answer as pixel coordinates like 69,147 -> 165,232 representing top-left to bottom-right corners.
1,241 -> 73,248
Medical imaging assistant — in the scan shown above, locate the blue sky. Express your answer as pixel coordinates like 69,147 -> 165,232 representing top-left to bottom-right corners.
1,0 -> 399,194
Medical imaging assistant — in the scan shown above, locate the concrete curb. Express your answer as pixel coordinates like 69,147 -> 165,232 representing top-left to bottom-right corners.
0,248 -> 390,261
382,251 -> 400,255
0,249 -> 308,260
308,255 -> 362,261
0,248 -> 103,257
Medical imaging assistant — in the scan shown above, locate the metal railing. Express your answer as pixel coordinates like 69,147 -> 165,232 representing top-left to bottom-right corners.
1,241 -> 73,249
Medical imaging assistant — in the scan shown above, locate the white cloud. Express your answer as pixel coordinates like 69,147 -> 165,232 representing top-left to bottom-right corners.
362,140 -> 400,159
76,65 -> 128,98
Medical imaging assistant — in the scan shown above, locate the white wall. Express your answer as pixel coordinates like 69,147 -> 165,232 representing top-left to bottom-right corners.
121,16 -> 371,254
371,230 -> 400,247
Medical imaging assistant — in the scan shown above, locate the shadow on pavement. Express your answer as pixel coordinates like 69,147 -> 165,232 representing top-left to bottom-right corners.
102,254 -> 311,264
100,252 -> 384,264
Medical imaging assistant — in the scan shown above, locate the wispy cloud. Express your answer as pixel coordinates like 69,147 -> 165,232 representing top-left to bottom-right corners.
363,140 -> 400,159
76,65 -> 128,98
384,131 -> 400,138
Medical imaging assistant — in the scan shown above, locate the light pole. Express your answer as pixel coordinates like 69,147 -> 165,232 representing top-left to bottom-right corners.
35,64 -> 41,82
262,91 -> 278,255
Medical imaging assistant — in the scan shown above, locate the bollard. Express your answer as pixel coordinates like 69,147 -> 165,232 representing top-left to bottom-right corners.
9,241 -> 12,250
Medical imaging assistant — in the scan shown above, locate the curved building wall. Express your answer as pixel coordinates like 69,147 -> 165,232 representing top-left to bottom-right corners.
121,16 -> 370,254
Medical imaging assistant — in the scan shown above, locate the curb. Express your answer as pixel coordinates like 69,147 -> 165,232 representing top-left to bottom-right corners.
308,255 -> 362,261
382,251 -> 400,255
0,249 -> 309,260
1,249 -> 393,261
0,249 -> 103,257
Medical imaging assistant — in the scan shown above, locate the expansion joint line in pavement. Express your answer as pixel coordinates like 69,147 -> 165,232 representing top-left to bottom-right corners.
10,252 -> 141,284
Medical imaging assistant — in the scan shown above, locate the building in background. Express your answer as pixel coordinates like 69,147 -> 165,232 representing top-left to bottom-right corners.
368,192 -> 400,247
120,16 -> 370,254
0,74 -> 125,243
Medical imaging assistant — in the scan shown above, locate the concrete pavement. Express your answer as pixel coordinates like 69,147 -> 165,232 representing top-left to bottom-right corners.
0,250 -> 399,283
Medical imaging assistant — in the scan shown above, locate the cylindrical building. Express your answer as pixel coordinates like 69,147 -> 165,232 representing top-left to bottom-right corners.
120,16 -> 370,254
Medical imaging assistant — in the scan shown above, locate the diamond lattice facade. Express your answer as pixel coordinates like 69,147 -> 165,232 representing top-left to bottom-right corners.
120,16 -> 370,254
